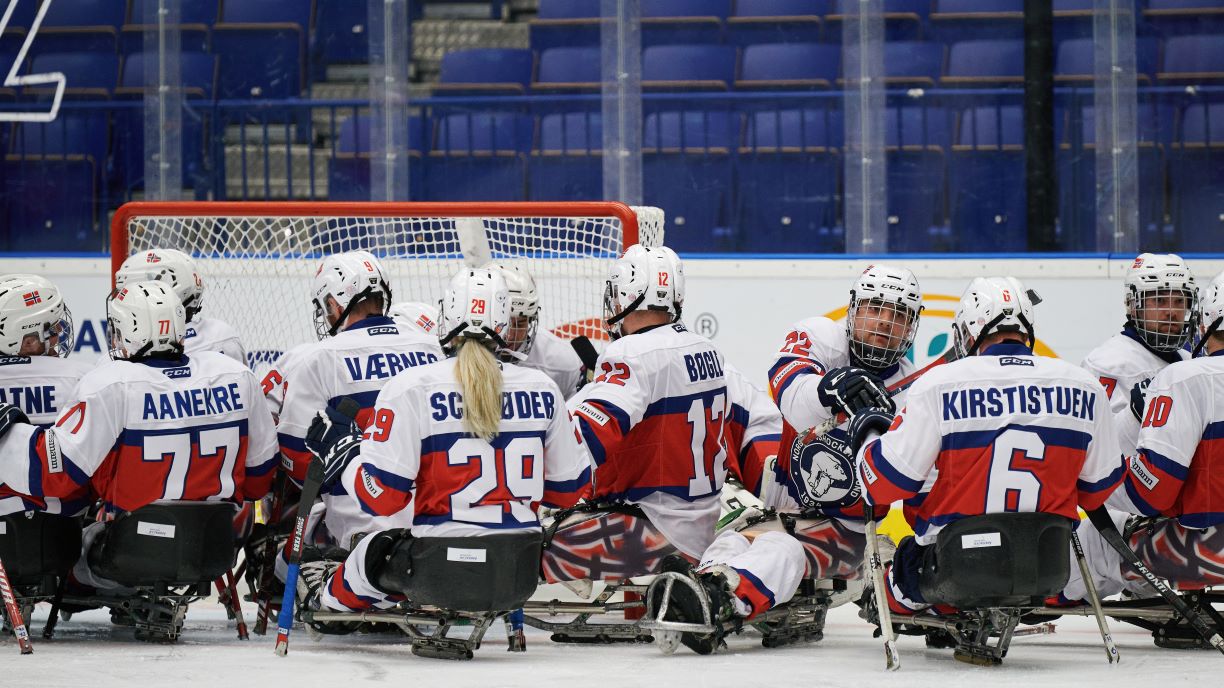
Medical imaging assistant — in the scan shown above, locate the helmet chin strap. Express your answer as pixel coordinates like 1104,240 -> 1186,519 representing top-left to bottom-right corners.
1193,316 -> 1223,357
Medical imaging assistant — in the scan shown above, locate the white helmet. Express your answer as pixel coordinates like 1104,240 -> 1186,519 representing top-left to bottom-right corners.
312,250 -> 393,340
438,268 -> 511,355
604,245 -> 684,339
116,248 -> 204,323
0,274 -> 74,357
952,277 -> 1039,358
388,301 -> 440,336
846,264 -> 923,369
1124,253 -> 1198,353
107,280 -> 186,361
484,262 -> 540,356
1195,270 -> 1224,355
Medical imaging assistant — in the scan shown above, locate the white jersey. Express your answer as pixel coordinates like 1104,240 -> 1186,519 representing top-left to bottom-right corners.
856,342 -> 1123,545
259,343 -> 311,422
568,322 -> 730,558
723,362 -> 793,510
276,315 -> 444,548
0,351 -> 278,517
522,329 -> 585,399
184,316 -> 246,367
0,355 -> 93,426
767,316 -> 916,432
1082,329 -> 1189,456
1106,350 -> 1224,528
339,358 -> 591,538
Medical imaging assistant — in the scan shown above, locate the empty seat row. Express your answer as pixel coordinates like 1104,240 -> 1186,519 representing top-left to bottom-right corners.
531,0 -> 1224,48
439,36 -> 1223,94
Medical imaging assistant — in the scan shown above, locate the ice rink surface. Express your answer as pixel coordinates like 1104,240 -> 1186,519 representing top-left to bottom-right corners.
8,599 -> 1220,688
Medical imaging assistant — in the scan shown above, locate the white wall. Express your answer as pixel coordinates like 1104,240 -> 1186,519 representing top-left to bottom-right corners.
5,256 -> 1221,387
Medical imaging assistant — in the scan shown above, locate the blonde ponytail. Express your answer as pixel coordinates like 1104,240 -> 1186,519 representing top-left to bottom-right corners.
455,338 -> 503,441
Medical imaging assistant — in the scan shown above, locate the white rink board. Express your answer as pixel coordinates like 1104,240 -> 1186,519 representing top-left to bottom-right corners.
9,599 -> 1220,688
3,256 -> 1222,387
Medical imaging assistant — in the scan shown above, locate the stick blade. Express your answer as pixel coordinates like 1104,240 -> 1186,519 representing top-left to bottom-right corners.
884,640 -> 900,671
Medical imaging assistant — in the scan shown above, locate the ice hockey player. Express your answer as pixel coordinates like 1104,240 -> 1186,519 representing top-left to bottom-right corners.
1082,253 -> 1198,456
568,245 -> 807,654
116,248 -> 246,365
847,277 -> 1123,617
388,300 -> 439,336
765,265 -> 923,522
1064,271 -> 1224,611
277,251 -> 443,551
293,267 -> 590,615
0,280 -> 278,587
0,275 -> 92,426
486,262 -> 594,398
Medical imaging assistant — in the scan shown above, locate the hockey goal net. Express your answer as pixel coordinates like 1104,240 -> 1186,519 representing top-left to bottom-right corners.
110,201 -> 665,370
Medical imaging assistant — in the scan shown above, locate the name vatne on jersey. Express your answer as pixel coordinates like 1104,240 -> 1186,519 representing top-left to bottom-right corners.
941,383 -> 1098,421
142,383 -> 246,420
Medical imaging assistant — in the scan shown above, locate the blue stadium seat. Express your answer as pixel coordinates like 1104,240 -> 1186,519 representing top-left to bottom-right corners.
529,0 -> 600,50
643,110 -> 738,251
213,0 -> 312,98
882,41 -> 944,86
1159,35 -> 1224,84
1058,104 -> 1167,251
117,52 -> 217,99
434,48 -> 535,95
1052,0 -> 1095,42
29,52 -> 119,97
35,0 -> 125,54
529,111 -> 603,201
825,0 -> 926,42
1056,36 -> 1160,83
886,106 -> 952,251
738,108 -> 841,252
329,114 -> 426,201
726,0 -> 824,46
1144,0 -> 1224,38
2,157 -> 98,250
943,40 -> 1025,86
534,46 -> 601,91
930,0 -> 1023,43
737,43 -> 839,89
316,0 -> 369,65
123,0 -> 216,54
643,44 -> 737,90
949,106 -> 1027,252
1170,103 -> 1224,251
11,108 -> 108,164
641,0 -> 730,46
111,53 -> 216,193
426,113 -> 533,201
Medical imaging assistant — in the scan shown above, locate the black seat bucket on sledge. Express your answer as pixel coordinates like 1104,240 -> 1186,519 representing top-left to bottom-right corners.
88,501 -> 236,587
919,512 -> 1073,609
377,532 -> 543,612
0,512 -> 82,587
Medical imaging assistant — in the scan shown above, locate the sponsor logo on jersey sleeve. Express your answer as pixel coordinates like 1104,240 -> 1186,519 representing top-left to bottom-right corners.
1129,454 -> 1160,490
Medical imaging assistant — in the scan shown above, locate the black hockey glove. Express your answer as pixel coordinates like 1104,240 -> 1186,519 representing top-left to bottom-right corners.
816,366 -> 894,416
0,402 -> 29,440
1129,378 -> 1151,422
847,407 -> 895,455
305,403 -> 363,490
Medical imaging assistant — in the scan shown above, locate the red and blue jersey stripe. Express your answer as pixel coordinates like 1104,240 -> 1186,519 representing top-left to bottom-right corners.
279,391 -> 380,485
1128,421 -> 1224,528
767,356 -> 825,402
583,388 -> 727,503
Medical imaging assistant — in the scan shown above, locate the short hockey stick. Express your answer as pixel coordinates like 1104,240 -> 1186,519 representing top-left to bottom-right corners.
863,504 -> 899,671
1070,529 -> 1119,663
254,468 -> 290,636
1086,508 -> 1224,655
274,398 -> 360,656
0,557 -> 32,654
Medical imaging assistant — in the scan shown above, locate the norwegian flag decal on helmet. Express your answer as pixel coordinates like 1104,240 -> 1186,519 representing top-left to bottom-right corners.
22,291 -> 41,306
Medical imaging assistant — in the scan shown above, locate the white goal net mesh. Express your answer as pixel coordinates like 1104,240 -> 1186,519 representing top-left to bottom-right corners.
114,203 -> 665,371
